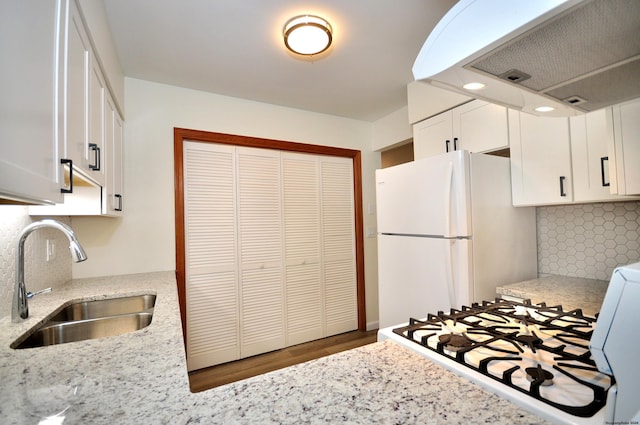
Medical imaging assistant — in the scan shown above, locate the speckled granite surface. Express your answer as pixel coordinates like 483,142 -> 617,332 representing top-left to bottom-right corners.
0,272 -> 549,424
496,275 -> 609,316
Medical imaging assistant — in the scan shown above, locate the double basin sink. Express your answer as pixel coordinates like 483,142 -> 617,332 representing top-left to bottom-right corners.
11,294 -> 156,349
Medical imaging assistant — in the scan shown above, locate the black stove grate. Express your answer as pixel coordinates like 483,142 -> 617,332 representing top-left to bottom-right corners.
392,298 -> 613,418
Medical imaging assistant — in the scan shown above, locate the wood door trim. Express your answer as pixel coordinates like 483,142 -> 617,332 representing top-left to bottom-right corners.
174,128 -> 366,344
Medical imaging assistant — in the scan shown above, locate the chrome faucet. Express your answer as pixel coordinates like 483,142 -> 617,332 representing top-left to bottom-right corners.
12,219 -> 88,322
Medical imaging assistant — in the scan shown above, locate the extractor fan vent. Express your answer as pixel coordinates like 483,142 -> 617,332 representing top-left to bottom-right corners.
562,95 -> 587,106
468,0 -> 640,112
498,69 -> 531,84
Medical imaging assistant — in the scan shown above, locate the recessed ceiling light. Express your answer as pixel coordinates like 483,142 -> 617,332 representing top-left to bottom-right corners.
462,82 -> 485,90
535,106 -> 555,112
283,15 -> 333,56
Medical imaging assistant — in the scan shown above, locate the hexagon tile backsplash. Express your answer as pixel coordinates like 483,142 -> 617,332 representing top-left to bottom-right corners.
537,201 -> 640,281
0,206 -> 72,318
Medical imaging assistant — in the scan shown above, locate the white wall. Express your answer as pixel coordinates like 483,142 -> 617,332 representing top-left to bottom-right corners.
71,78 -> 381,328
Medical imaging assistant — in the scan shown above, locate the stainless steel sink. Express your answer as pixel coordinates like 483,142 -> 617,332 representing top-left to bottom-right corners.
11,294 -> 156,349
48,294 -> 156,322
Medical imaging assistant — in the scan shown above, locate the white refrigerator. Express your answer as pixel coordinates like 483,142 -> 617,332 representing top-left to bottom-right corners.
376,150 -> 537,328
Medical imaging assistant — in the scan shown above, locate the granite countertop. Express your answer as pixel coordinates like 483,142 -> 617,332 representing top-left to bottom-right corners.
0,272 -> 549,424
496,275 -> 609,316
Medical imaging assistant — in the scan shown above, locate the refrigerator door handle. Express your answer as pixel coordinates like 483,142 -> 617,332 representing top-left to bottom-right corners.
444,161 -> 454,238
445,239 -> 457,307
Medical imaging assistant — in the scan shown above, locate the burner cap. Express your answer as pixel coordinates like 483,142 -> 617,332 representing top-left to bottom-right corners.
525,365 -> 554,386
515,334 -> 542,351
438,333 -> 472,351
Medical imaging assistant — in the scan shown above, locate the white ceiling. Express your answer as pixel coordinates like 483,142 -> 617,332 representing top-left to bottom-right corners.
102,0 -> 457,122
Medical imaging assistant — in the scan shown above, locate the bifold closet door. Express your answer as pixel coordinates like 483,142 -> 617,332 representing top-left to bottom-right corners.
183,142 -> 239,371
183,143 -> 357,371
320,156 -> 358,335
236,147 -> 285,358
282,152 -> 323,346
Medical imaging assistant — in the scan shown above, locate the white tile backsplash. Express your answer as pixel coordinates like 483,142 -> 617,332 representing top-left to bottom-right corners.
537,201 -> 640,280
0,206 -> 72,318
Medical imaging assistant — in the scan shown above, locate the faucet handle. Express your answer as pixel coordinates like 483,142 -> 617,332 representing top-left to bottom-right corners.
26,288 -> 52,299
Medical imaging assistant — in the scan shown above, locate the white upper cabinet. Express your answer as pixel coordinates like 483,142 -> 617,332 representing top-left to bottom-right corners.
29,0 -> 124,216
0,0 -> 64,204
413,110 -> 453,159
87,53 -> 106,186
570,108 -> 639,202
64,0 -> 105,186
413,100 -> 509,160
509,110 -> 572,206
609,98 -> 640,196
455,101 -> 509,153
64,0 -> 91,179
106,93 -> 124,216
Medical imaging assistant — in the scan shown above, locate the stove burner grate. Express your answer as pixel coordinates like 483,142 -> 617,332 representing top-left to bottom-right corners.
392,298 -> 613,418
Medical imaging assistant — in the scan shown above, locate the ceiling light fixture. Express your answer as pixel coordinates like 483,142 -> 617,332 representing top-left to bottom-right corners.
463,82 -> 485,90
535,106 -> 555,112
283,15 -> 332,56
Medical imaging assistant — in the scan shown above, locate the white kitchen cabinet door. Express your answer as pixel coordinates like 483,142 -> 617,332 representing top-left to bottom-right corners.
236,147 -> 285,358
0,0 -> 63,204
609,98 -> 640,196
86,56 -> 106,186
104,92 -> 124,216
413,111 -> 453,159
64,0 -> 91,178
183,142 -> 239,371
413,100 -> 509,160
454,100 -> 509,153
509,110 -> 573,206
320,156 -> 358,336
570,108 -> 640,203
282,153 -> 323,346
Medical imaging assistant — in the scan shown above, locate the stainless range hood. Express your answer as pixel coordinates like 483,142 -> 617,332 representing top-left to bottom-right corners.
413,0 -> 640,116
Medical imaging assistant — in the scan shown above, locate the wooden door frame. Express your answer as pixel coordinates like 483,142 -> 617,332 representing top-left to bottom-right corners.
174,128 -> 366,343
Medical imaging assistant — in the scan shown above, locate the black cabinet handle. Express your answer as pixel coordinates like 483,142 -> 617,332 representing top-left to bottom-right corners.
445,139 -> 450,152
89,143 -> 100,171
115,194 -> 123,212
453,137 -> 458,151
60,158 -> 73,193
559,176 -> 567,197
600,157 -> 610,187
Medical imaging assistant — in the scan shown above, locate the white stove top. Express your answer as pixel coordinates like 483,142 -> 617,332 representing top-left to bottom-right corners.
378,299 -> 614,425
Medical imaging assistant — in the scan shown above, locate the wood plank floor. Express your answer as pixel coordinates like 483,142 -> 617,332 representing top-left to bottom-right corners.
189,329 -> 378,392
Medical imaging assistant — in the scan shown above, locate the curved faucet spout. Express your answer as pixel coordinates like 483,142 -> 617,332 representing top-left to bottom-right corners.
12,219 -> 88,323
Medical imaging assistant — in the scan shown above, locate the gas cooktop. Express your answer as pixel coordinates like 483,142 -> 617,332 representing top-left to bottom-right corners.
379,298 -> 614,425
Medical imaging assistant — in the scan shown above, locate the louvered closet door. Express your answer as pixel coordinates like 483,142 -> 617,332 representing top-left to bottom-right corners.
183,142 -> 239,371
236,147 -> 285,358
320,156 -> 358,335
282,152 -> 323,346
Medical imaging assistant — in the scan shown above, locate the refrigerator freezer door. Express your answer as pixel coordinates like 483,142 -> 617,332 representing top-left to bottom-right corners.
378,234 -> 472,328
375,151 -> 471,237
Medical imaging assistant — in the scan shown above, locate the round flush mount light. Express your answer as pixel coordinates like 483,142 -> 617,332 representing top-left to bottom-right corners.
283,15 -> 332,55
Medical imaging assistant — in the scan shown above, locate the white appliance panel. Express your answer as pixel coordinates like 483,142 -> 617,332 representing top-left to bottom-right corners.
590,262 -> 640,424
376,151 -> 471,238
378,234 -> 471,328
